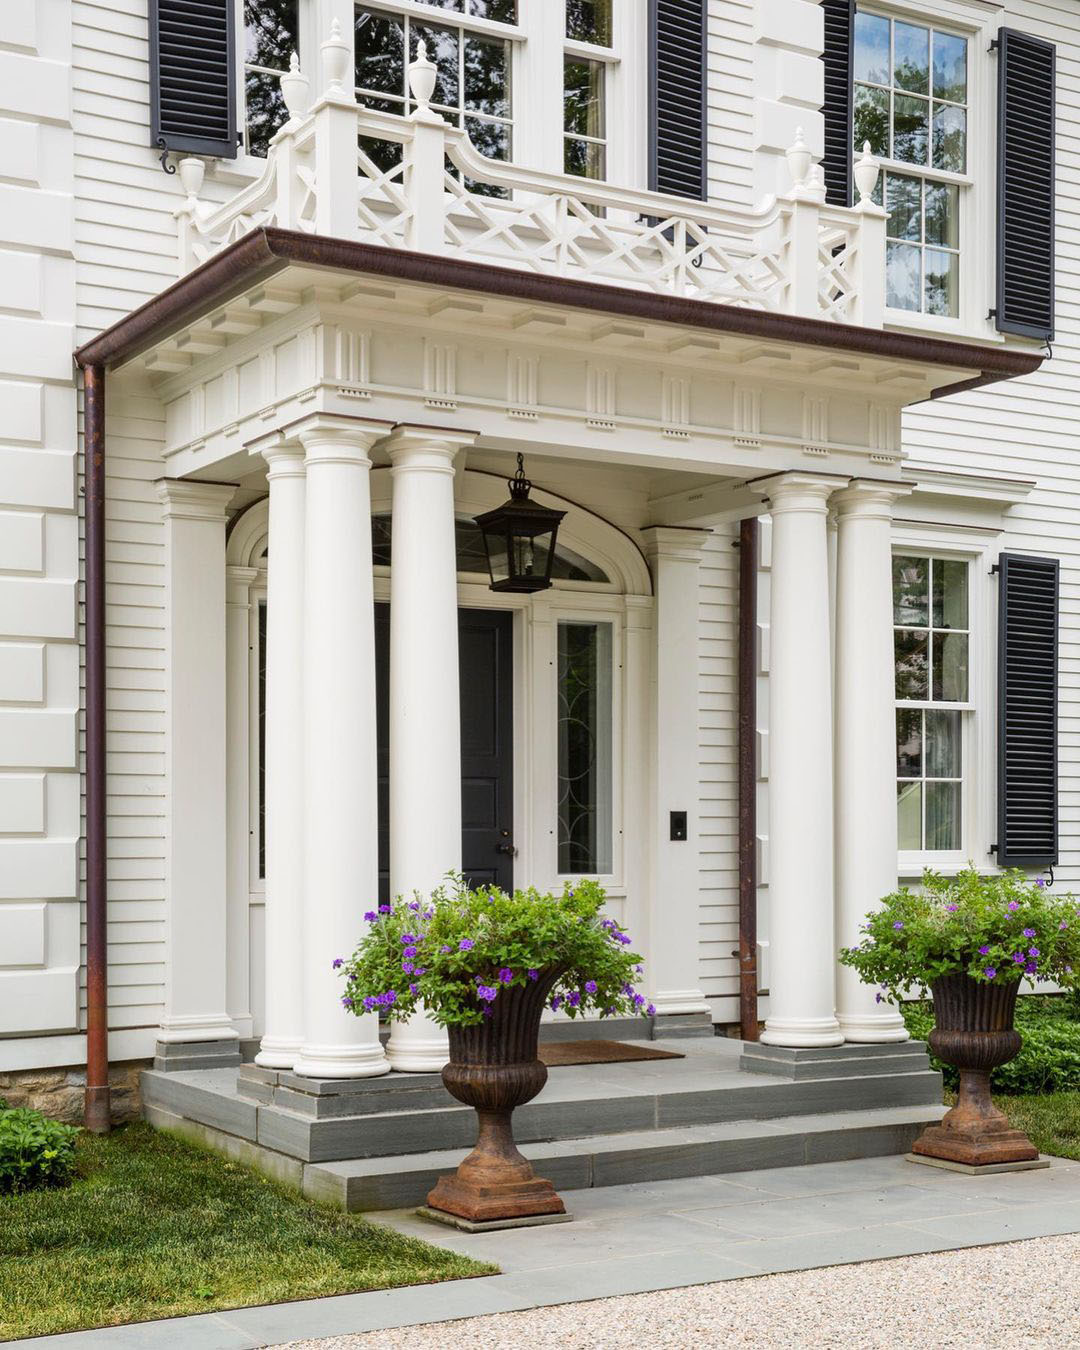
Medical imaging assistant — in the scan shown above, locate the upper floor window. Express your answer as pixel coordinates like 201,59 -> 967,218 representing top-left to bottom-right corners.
564,0 -> 611,180
894,554 -> 970,855
355,2 -> 515,165
243,0 -> 300,157
854,10 -> 968,318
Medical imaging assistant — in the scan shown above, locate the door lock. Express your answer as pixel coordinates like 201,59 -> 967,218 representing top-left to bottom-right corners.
495,831 -> 518,857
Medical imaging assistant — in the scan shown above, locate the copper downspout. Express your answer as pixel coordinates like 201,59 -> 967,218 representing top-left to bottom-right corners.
82,362 -> 111,1132
737,516 -> 759,1041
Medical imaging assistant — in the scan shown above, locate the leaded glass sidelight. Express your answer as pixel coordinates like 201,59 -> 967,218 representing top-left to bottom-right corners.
557,621 -> 613,874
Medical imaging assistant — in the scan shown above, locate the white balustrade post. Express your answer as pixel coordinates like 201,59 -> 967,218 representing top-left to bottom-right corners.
173,156 -> 206,273
752,473 -> 848,1049
833,482 -> 911,1042
384,427 -> 477,1072
641,528 -> 712,1023
311,20 -> 360,240
783,129 -> 825,319
294,416 -> 390,1080
850,143 -> 887,328
403,41 -> 449,254
255,442 -> 308,1069
271,52 -> 311,231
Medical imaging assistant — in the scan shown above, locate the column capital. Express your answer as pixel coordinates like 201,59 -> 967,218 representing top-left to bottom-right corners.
226,565 -> 259,606
640,525 -> 711,564
260,441 -> 306,478
155,478 -> 235,521
292,414 -> 391,465
750,471 -> 850,513
831,478 -> 914,519
384,424 -> 479,459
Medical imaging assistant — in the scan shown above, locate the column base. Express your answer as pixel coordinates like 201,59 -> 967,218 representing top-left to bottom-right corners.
254,1036 -> 304,1070
760,1017 -> 844,1049
293,1042 -> 391,1080
651,989 -> 710,1017
838,1012 -> 910,1044
156,1015 -> 240,1044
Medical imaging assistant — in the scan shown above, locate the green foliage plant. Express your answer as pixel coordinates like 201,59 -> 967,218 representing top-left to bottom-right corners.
0,1106 -> 80,1195
839,867 -> 1080,1006
339,877 -> 655,1028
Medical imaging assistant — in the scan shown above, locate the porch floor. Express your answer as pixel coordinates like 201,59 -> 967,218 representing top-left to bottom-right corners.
141,1036 -> 946,1210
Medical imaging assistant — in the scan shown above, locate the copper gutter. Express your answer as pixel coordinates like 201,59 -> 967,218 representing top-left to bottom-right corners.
737,517 -> 759,1041
74,228 -> 1043,399
80,362 -> 111,1133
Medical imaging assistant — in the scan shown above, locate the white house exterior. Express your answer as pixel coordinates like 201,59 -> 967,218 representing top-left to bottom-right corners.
0,0 -> 1069,1118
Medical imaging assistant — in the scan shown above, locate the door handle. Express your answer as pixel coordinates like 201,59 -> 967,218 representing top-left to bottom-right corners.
495,832 -> 517,857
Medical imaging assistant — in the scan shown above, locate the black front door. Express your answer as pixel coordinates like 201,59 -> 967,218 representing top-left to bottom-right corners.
375,605 -> 514,900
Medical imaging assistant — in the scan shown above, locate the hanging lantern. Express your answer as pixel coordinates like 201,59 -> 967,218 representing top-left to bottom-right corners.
475,454 -> 566,593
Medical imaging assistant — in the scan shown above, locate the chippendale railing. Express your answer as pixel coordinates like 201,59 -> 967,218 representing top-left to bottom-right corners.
175,23 -> 887,326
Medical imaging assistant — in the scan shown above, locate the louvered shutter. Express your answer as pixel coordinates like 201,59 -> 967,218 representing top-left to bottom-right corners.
996,29 -> 1056,341
149,0 -> 238,160
649,0 -> 707,199
997,553 -> 1059,868
820,0 -> 854,207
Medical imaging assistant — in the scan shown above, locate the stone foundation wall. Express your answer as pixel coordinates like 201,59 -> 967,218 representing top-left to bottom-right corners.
0,1062 -> 148,1124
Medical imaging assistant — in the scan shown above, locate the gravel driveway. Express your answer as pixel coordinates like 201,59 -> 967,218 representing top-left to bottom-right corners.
283,1232 -> 1080,1349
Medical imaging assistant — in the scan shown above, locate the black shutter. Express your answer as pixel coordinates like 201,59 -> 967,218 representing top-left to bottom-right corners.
997,553 -> 1059,868
820,0 -> 855,207
649,0 -> 707,199
149,0 -> 237,160
996,29 -> 1056,341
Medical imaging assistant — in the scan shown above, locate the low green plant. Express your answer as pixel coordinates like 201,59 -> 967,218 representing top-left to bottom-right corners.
340,876 -> 654,1027
839,867 -> 1080,1005
905,995 -> 1080,1094
0,1106 -> 80,1195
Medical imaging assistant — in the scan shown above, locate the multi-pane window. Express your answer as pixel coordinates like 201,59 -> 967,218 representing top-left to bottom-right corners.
564,0 -> 610,179
243,0 -> 299,158
355,3 -> 515,167
557,621 -> 613,874
894,555 -> 969,853
854,10 -> 968,317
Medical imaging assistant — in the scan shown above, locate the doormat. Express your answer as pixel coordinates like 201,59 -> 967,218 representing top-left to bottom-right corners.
538,1040 -> 685,1068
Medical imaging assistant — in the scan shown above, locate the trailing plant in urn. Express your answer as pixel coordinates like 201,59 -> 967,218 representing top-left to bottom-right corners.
841,868 -> 1080,1166
339,877 -> 653,1221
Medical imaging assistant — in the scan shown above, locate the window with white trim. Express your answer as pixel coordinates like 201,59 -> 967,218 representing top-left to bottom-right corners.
854,8 -> 969,317
564,1 -> 611,180
243,0 -> 300,157
894,553 -> 970,854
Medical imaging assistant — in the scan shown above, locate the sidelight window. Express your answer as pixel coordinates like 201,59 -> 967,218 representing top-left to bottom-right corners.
557,621 -> 613,875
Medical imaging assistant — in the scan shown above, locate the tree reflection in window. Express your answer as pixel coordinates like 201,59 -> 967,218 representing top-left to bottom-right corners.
557,621 -> 613,874
244,0 -> 299,157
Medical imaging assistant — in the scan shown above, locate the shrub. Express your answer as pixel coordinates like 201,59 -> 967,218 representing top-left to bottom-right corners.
0,1106 -> 81,1195
340,876 -> 654,1027
839,867 -> 1080,1005
904,996 -> 1080,1095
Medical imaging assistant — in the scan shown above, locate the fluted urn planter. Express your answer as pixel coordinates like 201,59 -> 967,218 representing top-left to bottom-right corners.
427,970 -> 566,1223
912,974 -> 1040,1167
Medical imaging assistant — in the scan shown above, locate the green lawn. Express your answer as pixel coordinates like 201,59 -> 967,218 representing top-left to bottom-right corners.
997,1091 -> 1080,1161
0,1122 -> 494,1342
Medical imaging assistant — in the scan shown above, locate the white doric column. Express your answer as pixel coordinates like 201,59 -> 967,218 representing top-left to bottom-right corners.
155,479 -> 240,1061
752,473 -> 848,1048
294,417 -> 390,1079
384,427 -> 476,1072
833,481 -> 910,1042
255,442 -> 307,1068
641,527 -> 711,1020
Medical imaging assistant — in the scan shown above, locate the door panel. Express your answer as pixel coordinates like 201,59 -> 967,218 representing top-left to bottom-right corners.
375,604 -> 514,900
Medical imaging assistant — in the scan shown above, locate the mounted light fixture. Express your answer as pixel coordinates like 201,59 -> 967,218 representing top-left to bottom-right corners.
475,454 -> 566,593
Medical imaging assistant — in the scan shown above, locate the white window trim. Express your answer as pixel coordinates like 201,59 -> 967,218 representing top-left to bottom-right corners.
892,522 -> 997,878
857,0 -> 1000,340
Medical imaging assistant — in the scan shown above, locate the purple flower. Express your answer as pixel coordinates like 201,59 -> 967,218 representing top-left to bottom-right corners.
401,961 -> 414,975
332,957 -> 343,969
585,980 -> 598,994
646,1003 -> 656,1017
984,967 -> 997,980
476,985 -> 498,1003
408,901 -> 420,912
1029,947 -> 1040,958
341,995 -> 353,1008
875,992 -> 884,1004
364,911 -> 377,922
1013,952 -> 1026,965
632,992 -> 646,1009
1007,902 -> 1020,912
1023,928 -> 1036,939
1036,878 -> 1047,888
400,934 -> 417,945
363,995 -> 377,1011
946,904 -> 959,913
441,944 -> 452,954
893,921 -> 904,930
381,989 -> 397,1006
459,939 -> 474,952
379,904 -> 391,914
567,990 -> 581,1008
527,969 -> 539,981
550,994 -> 563,1011
498,968 -> 514,985
403,945 -> 418,959
409,983 -> 419,995
979,945 -> 991,955
414,966 -> 426,976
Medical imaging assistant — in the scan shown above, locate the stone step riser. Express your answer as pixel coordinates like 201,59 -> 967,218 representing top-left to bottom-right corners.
305,1115 -> 938,1212
739,1053 -> 933,1082
142,1067 -> 944,1164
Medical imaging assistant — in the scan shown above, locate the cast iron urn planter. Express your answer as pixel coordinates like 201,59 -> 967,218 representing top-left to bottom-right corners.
427,971 -> 566,1223
911,974 -> 1040,1167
